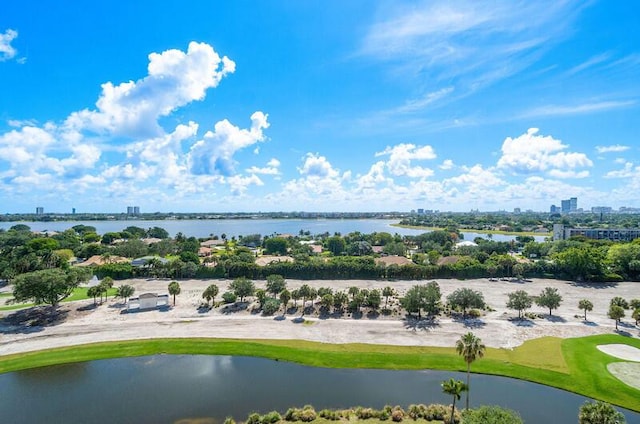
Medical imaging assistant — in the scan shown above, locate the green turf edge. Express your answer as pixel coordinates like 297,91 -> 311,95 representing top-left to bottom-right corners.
0,287 -> 119,311
0,335 -> 637,412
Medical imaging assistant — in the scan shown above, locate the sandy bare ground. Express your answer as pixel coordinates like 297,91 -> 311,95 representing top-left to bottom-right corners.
1,278 -> 639,357
607,363 -> 640,390
597,344 -> 640,361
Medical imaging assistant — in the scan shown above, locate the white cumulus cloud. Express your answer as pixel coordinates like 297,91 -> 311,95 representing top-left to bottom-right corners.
246,158 -> 281,175
375,143 -> 436,177
497,128 -> 592,178
0,29 -> 18,62
65,42 -> 236,138
188,112 -> 269,176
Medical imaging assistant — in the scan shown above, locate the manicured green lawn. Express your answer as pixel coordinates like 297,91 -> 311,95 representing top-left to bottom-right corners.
0,287 -> 118,311
0,334 -> 637,411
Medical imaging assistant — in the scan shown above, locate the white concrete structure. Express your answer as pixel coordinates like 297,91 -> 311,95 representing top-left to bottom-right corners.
127,293 -> 169,311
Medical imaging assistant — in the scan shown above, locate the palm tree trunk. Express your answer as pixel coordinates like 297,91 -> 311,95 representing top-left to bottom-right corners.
450,396 -> 456,424
466,362 -> 470,410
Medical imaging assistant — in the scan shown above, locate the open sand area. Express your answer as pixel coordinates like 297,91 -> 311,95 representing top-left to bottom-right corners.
1,278 -> 639,357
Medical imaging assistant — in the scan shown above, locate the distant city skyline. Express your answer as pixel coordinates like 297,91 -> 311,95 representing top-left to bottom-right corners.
1,2 -> 639,213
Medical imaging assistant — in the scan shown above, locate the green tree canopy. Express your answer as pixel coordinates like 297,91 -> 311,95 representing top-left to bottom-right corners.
265,274 -> 286,296
230,277 -> 256,302
326,236 -> 346,256
535,287 -> 563,316
506,290 -> 532,319
202,284 -> 219,306
608,305 -> 625,330
400,282 -> 441,318
13,268 -> 91,306
264,237 -> 288,255
578,299 -> 594,321
146,226 -> 169,239
447,288 -> 485,318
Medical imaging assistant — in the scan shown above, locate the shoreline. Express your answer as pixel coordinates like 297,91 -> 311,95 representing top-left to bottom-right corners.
390,223 -> 550,237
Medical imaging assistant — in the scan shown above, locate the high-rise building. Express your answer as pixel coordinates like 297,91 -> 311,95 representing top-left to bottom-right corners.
36,207 -> 44,215
560,197 -> 577,213
127,206 -> 140,215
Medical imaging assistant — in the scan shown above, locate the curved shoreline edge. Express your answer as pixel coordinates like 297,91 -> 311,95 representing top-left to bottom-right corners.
390,223 -> 549,237
0,335 -> 638,412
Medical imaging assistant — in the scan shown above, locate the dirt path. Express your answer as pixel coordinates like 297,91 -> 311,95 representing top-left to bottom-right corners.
1,278 -> 639,356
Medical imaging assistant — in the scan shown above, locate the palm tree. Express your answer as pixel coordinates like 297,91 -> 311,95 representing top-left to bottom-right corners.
87,286 -> 100,305
116,284 -> 135,304
382,286 -> 396,309
100,277 -> 114,302
202,284 -> 219,307
441,378 -> 467,424
168,281 -> 181,306
456,332 -> 485,410
279,289 -> 291,316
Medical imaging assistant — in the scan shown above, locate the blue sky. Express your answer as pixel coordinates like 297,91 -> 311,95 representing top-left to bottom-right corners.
1,1 -> 639,213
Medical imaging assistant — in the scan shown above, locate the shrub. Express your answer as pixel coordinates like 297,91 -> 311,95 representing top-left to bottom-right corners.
262,298 -> 280,315
424,404 -> 448,421
468,309 -> 482,318
223,417 -> 236,424
355,407 -> 377,420
442,409 -> 462,424
222,291 -> 238,304
261,411 -> 282,424
461,405 -> 523,424
284,408 -> 300,421
391,406 -> 405,422
319,409 -> 339,420
299,406 -> 317,422
407,404 -> 422,420
379,410 -> 390,421
246,413 -> 261,424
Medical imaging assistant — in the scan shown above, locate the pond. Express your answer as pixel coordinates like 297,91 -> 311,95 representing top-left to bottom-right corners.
0,355 -> 637,424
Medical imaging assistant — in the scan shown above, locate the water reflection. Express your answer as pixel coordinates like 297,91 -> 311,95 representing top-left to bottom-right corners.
0,355 -> 636,424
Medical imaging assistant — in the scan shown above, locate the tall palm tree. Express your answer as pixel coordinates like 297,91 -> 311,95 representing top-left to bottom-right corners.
441,378 -> 467,424
456,332 -> 486,410
168,281 -> 181,306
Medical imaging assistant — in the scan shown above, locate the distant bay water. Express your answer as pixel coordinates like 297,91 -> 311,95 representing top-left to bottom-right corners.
0,219 -> 547,242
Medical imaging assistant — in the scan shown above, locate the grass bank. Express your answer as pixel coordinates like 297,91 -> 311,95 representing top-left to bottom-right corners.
0,335 -> 637,411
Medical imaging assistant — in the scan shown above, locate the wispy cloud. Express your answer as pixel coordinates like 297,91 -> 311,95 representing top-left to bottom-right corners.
566,52 -> 611,75
520,100 -> 635,119
596,144 -> 630,154
360,1 -> 583,92
393,87 -> 454,114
